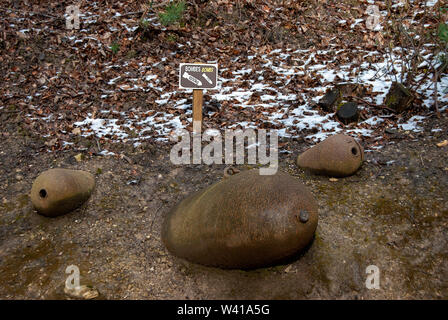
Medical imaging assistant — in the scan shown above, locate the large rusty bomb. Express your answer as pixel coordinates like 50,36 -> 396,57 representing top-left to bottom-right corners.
162,169 -> 318,269
30,168 -> 95,217
297,134 -> 364,177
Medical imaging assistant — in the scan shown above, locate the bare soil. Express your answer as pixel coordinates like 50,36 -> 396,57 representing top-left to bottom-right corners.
1,115 -> 447,300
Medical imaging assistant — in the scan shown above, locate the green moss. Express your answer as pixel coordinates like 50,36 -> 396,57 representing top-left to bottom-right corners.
385,93 -> 397,106
159,1 -> 185,26
126,50 -> 137,59
110,42 -> 120,55
166,34 -> 177,43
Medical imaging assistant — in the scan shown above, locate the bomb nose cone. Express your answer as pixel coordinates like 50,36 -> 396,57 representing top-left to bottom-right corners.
297,134 -> 364,177
162,169 -> 318,269
30,168 -> 95,217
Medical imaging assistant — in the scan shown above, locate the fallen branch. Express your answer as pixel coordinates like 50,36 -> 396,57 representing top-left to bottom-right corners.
0,7 -> 60,20
351,96 -> 398,113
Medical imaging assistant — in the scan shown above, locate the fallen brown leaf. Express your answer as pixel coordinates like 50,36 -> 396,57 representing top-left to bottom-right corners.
436,140 -> 448,148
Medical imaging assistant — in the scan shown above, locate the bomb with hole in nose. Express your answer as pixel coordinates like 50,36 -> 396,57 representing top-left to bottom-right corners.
162,169 -> 318,269
30,168 -> 95,217
297,134 -> 364,177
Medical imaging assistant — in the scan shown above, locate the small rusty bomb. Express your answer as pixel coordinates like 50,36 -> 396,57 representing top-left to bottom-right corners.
30,168 -> 95,217
162,169 -> 318,269
297,134 -> 364,177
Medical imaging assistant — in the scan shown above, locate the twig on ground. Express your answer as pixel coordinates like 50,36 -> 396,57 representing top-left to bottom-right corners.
351,96 -> 397,113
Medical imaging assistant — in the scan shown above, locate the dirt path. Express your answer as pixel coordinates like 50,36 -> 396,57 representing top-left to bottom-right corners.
1,116 -> 447,299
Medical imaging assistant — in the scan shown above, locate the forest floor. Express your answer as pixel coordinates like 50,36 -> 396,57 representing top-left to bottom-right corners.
1,0 -> 447,299
0,115 -> 447,299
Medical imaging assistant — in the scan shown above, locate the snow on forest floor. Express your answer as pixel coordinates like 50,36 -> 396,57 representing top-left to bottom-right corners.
73,42 -> 448,147
71,3 -> 448,150
3,0 -> 447,153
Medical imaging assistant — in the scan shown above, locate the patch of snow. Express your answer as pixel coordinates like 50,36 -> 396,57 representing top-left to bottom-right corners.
362,116 -> 384,126
99,150 -> 116,156
425,0 -> 438,7
398,115 -> 426,132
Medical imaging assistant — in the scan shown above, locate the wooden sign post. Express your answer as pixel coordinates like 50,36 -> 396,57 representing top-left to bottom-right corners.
179,63 -> 218,134
192,89 -> 203,133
